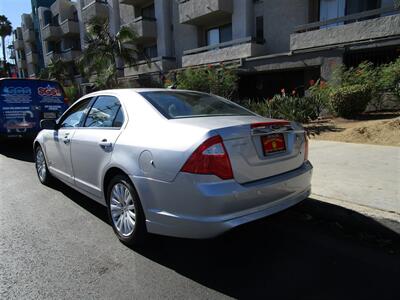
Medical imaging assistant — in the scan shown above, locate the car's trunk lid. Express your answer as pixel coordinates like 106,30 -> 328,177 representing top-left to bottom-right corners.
172,116 -> 307,184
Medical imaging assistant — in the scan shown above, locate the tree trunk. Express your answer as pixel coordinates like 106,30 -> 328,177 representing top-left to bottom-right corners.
1,36 -> 6,62
1,36 -> 10,77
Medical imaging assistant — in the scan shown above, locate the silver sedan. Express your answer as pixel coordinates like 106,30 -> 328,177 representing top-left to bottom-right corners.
34,89 -> 312,245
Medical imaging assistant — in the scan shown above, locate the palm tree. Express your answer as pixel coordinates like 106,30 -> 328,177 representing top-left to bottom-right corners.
47,58 -> 73,84
0,15 -> 12,76
78,16 -> 142,90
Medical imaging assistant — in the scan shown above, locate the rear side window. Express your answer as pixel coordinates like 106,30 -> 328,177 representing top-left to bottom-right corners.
140,91 -> 253,119
84,96 -> 124,128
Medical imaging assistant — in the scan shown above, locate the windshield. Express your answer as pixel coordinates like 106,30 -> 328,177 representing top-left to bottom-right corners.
140,91 -> 254,119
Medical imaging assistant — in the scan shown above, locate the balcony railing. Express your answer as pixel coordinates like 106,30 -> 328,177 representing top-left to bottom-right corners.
82,0 -> 109,23
60,19 -> 80,36
22,29 -> 35,42
124,56 -> 176,77
61,48 -> 81,62
178,0 -> 233,25
14,39 -> 25,50
42,24 -> 62,41
183,36 -> 254,55
26,51 -> 38,65
124,16 -> 157,43
182,36 -> 264,67
294,6 -> 399,33
119,0 -> 152,6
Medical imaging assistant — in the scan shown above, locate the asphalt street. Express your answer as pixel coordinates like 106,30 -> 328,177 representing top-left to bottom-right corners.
1,141 -> 400,300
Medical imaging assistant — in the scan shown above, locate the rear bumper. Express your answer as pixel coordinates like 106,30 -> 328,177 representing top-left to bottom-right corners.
132,161 -> 313,239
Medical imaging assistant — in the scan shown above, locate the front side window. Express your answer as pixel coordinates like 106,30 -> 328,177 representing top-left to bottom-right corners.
84,96 -> 123,128
59,98 -> 92,128
140,91 -> 254,119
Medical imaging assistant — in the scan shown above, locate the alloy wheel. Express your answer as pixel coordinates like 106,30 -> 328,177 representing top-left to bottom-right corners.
36,148 -> 47,182
110,183 -> 136,236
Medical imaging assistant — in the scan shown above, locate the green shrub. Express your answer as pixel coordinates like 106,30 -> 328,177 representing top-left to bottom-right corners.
308,79 -> 334,115
243,96 -> 319,123
330,84 -> 371,118
63,85 -> 80,104
378,58 -> 400,102
166,65 -> 238,99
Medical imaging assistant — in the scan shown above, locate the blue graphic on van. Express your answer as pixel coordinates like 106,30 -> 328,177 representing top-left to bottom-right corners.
0,79 -> 69,139
2,86 -> 32,95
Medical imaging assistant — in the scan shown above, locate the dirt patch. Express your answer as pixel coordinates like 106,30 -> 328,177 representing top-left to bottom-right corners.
306,112 -> 400,147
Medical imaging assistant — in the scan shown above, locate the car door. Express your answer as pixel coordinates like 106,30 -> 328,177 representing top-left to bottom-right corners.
44,98 -> 93,184
70,95 -> 126,198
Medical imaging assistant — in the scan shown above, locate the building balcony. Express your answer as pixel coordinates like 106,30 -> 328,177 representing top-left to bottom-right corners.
61,49 -> 81,62
44,51 -> 61,66
42,24 -> 62,41
60,19 -> 80,36
182,37 -> 264,67
14,39 -> 24,50
291,7 -> 400,51
26,52 -> 38,65
22,29 -> 35,43
178,0 -> 233,25
119,0 -> 152,6
124,17 -> 157,43
82,0 -> 108,23
17,58 -> 27,69
124,56 -> 176,77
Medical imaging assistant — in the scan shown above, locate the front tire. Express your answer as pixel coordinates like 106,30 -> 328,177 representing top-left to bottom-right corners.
107,175 -> 147,246
35,146 -> 53,185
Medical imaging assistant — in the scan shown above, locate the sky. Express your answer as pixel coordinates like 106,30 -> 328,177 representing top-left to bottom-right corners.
0,0 -> 32,60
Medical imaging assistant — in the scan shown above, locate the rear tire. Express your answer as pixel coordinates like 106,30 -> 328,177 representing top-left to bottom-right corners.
35,145 -> 53,186
106,175 -> 147,246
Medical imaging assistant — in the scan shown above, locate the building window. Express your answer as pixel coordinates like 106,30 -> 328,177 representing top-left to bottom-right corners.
345,0 -> 380,15
43,10 -> 52,26
319,0 -> 345,21
141,3 -> 155,19
206,24 -> 232,46
255,16 -> 264,43
144,44 -> 158,59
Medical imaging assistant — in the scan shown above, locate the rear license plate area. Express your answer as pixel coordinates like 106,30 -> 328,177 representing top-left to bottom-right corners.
261,133 -> 286,155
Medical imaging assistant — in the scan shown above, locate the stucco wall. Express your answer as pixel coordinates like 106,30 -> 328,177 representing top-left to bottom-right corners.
264,0 -> 308,54
290,14 -> 400,51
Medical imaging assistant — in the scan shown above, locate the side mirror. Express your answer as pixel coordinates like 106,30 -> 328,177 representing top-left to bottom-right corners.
40,119 -> 57,130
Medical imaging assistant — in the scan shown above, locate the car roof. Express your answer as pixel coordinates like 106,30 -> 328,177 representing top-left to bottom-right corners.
83,88 -> 207,99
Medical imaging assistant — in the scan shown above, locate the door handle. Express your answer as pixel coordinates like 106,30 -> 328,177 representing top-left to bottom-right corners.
63,138 -> 71,145
99,139 -> 113,150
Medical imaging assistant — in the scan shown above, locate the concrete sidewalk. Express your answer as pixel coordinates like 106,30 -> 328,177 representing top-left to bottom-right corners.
309,140 -> 400,215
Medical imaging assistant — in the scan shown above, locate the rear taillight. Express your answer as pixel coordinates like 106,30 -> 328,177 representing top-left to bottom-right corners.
181,135 -> 233,180
304,132 -> 309,161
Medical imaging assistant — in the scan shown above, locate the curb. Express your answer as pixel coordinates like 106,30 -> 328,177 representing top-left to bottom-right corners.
310,193 -> 400,223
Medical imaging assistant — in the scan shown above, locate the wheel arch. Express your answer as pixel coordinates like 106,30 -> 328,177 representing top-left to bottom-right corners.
102,167 -> 148,223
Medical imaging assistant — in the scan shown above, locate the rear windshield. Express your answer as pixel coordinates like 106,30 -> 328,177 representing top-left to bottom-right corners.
140,91 -> 254,119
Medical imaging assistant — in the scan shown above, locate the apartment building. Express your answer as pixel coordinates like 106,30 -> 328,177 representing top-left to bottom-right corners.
13,0 -> 400,98
13,27 -> 27,78
38,0 -> 81,78
115,0 -> 399,97
12,0 -> 58,78
240,0 -> 400,98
